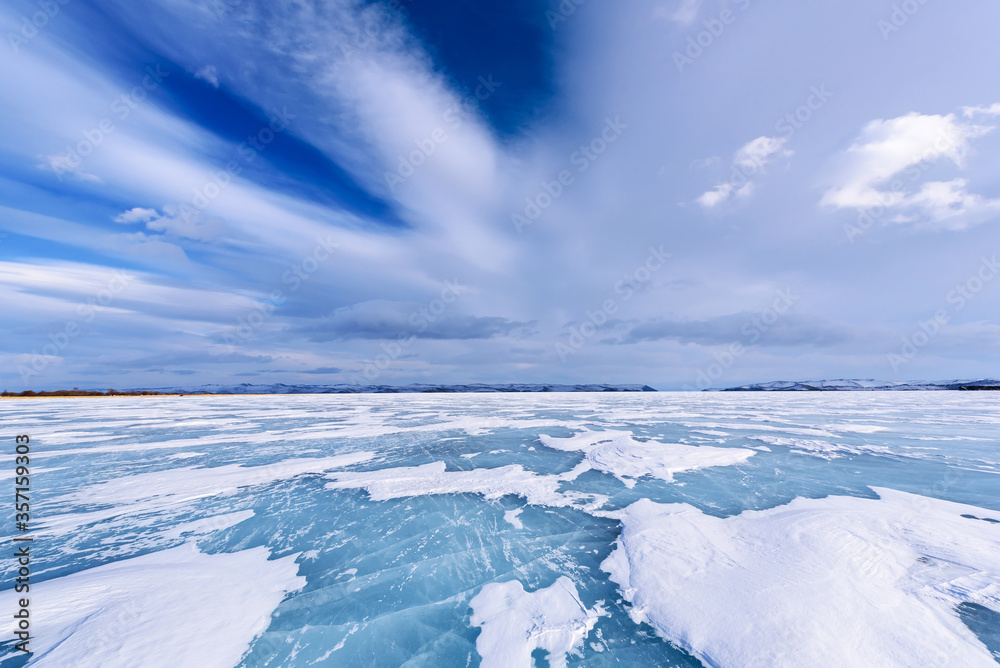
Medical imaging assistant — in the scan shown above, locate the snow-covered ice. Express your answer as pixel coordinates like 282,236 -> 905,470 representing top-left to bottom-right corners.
1,392 -> 998,667
0,543 -> 304,667
469,576 -> 604,668
539,428 -> 754,486
601,488 -> 1000,667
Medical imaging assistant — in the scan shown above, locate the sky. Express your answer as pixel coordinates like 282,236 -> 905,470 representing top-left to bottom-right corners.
1,0 -> 999,391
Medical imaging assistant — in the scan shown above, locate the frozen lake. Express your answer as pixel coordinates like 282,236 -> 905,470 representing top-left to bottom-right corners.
2,393 -> 999,667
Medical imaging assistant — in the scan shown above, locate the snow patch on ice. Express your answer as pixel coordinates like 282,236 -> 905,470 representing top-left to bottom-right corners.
158,510 -> 254,539
41,453 -> 374,535
825,424 -> 889,434
326,462 -> 606,511
539,429 -> 754,486
601,488 -> 1000,667
0,543 -> 305,667
469,576 -> 603,668
751,435 -> 891,460
504,508 -> 524,529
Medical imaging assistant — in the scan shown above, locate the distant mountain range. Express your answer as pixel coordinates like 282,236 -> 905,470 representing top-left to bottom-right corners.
711,379 -> 1000,391
132,383 -> 659,394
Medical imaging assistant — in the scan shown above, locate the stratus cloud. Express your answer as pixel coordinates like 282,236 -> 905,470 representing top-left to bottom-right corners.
697,136 -> 790,208
301,300 -> 531,342
821,109 -> 1000,229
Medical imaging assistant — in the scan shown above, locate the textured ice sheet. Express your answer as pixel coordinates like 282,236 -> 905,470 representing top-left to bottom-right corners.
0,543 -> 304,668
326,461 -> 607,511
601,487 -> 1000,667
539,429 -> 754,486
750,434 -> 892,460
470,576 -> 603,668
39,453 -> 375,535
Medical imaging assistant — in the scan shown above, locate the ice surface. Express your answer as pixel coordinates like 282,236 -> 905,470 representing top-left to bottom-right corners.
539,429 -> 754,486
2,392 -> 998,666
39,453 -> 374,536
469,576 -> 604,668
0,543 -> 304,667
750,434 -> 892,460
602,487 -> 1000,667
326,461 -> 607,511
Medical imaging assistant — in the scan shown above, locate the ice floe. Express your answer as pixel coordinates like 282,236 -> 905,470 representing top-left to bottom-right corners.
601,487 -> 1000,667
470,576 -> 604,668
40,453 -> 374,535
326,462 -> 607,511
539,429 -> 754,486
0,543 -> 304,667
750,434 -> 892,460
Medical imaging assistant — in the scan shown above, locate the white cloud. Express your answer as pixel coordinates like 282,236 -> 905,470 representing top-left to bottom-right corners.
962,102 -> 1000,118
697,136 -> 789,208
145,205 -> 224,242
37,154 -> 101,183
113,207 -> 160,224
111,205 -> 222,241
194,65 -> 219,88
821,110 -> 999,229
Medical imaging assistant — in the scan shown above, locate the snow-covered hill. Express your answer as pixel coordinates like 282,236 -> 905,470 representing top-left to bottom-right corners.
130,383 -> 658,394
713,379 -> 1000,391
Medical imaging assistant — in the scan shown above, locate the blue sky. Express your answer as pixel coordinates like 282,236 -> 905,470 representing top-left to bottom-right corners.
1,0 -> 999,390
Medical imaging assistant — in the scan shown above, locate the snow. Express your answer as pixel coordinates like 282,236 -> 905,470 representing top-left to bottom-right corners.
40,453 -> 375,535
469,576 -> 603,668
504,508 -> 525,529
601,487 -> 1000,667
538,429 -> 754,486
750,435 -> 892,460
0,543 -> 305,667
716,378 -> 1000,391
326,461 -> 607,511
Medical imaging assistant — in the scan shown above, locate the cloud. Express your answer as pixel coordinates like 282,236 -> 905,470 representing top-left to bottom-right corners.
194,65 -> 219,88
697,136 -> 790,208
37,154 -> 101,183
145,206 -> 225,242
113,207 -> 160,224
112,205 -> 223,241
820,109 -> 1000,229
962,103 -> 1000,118
301,300 -> 531,342
622,313 -> 855,347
